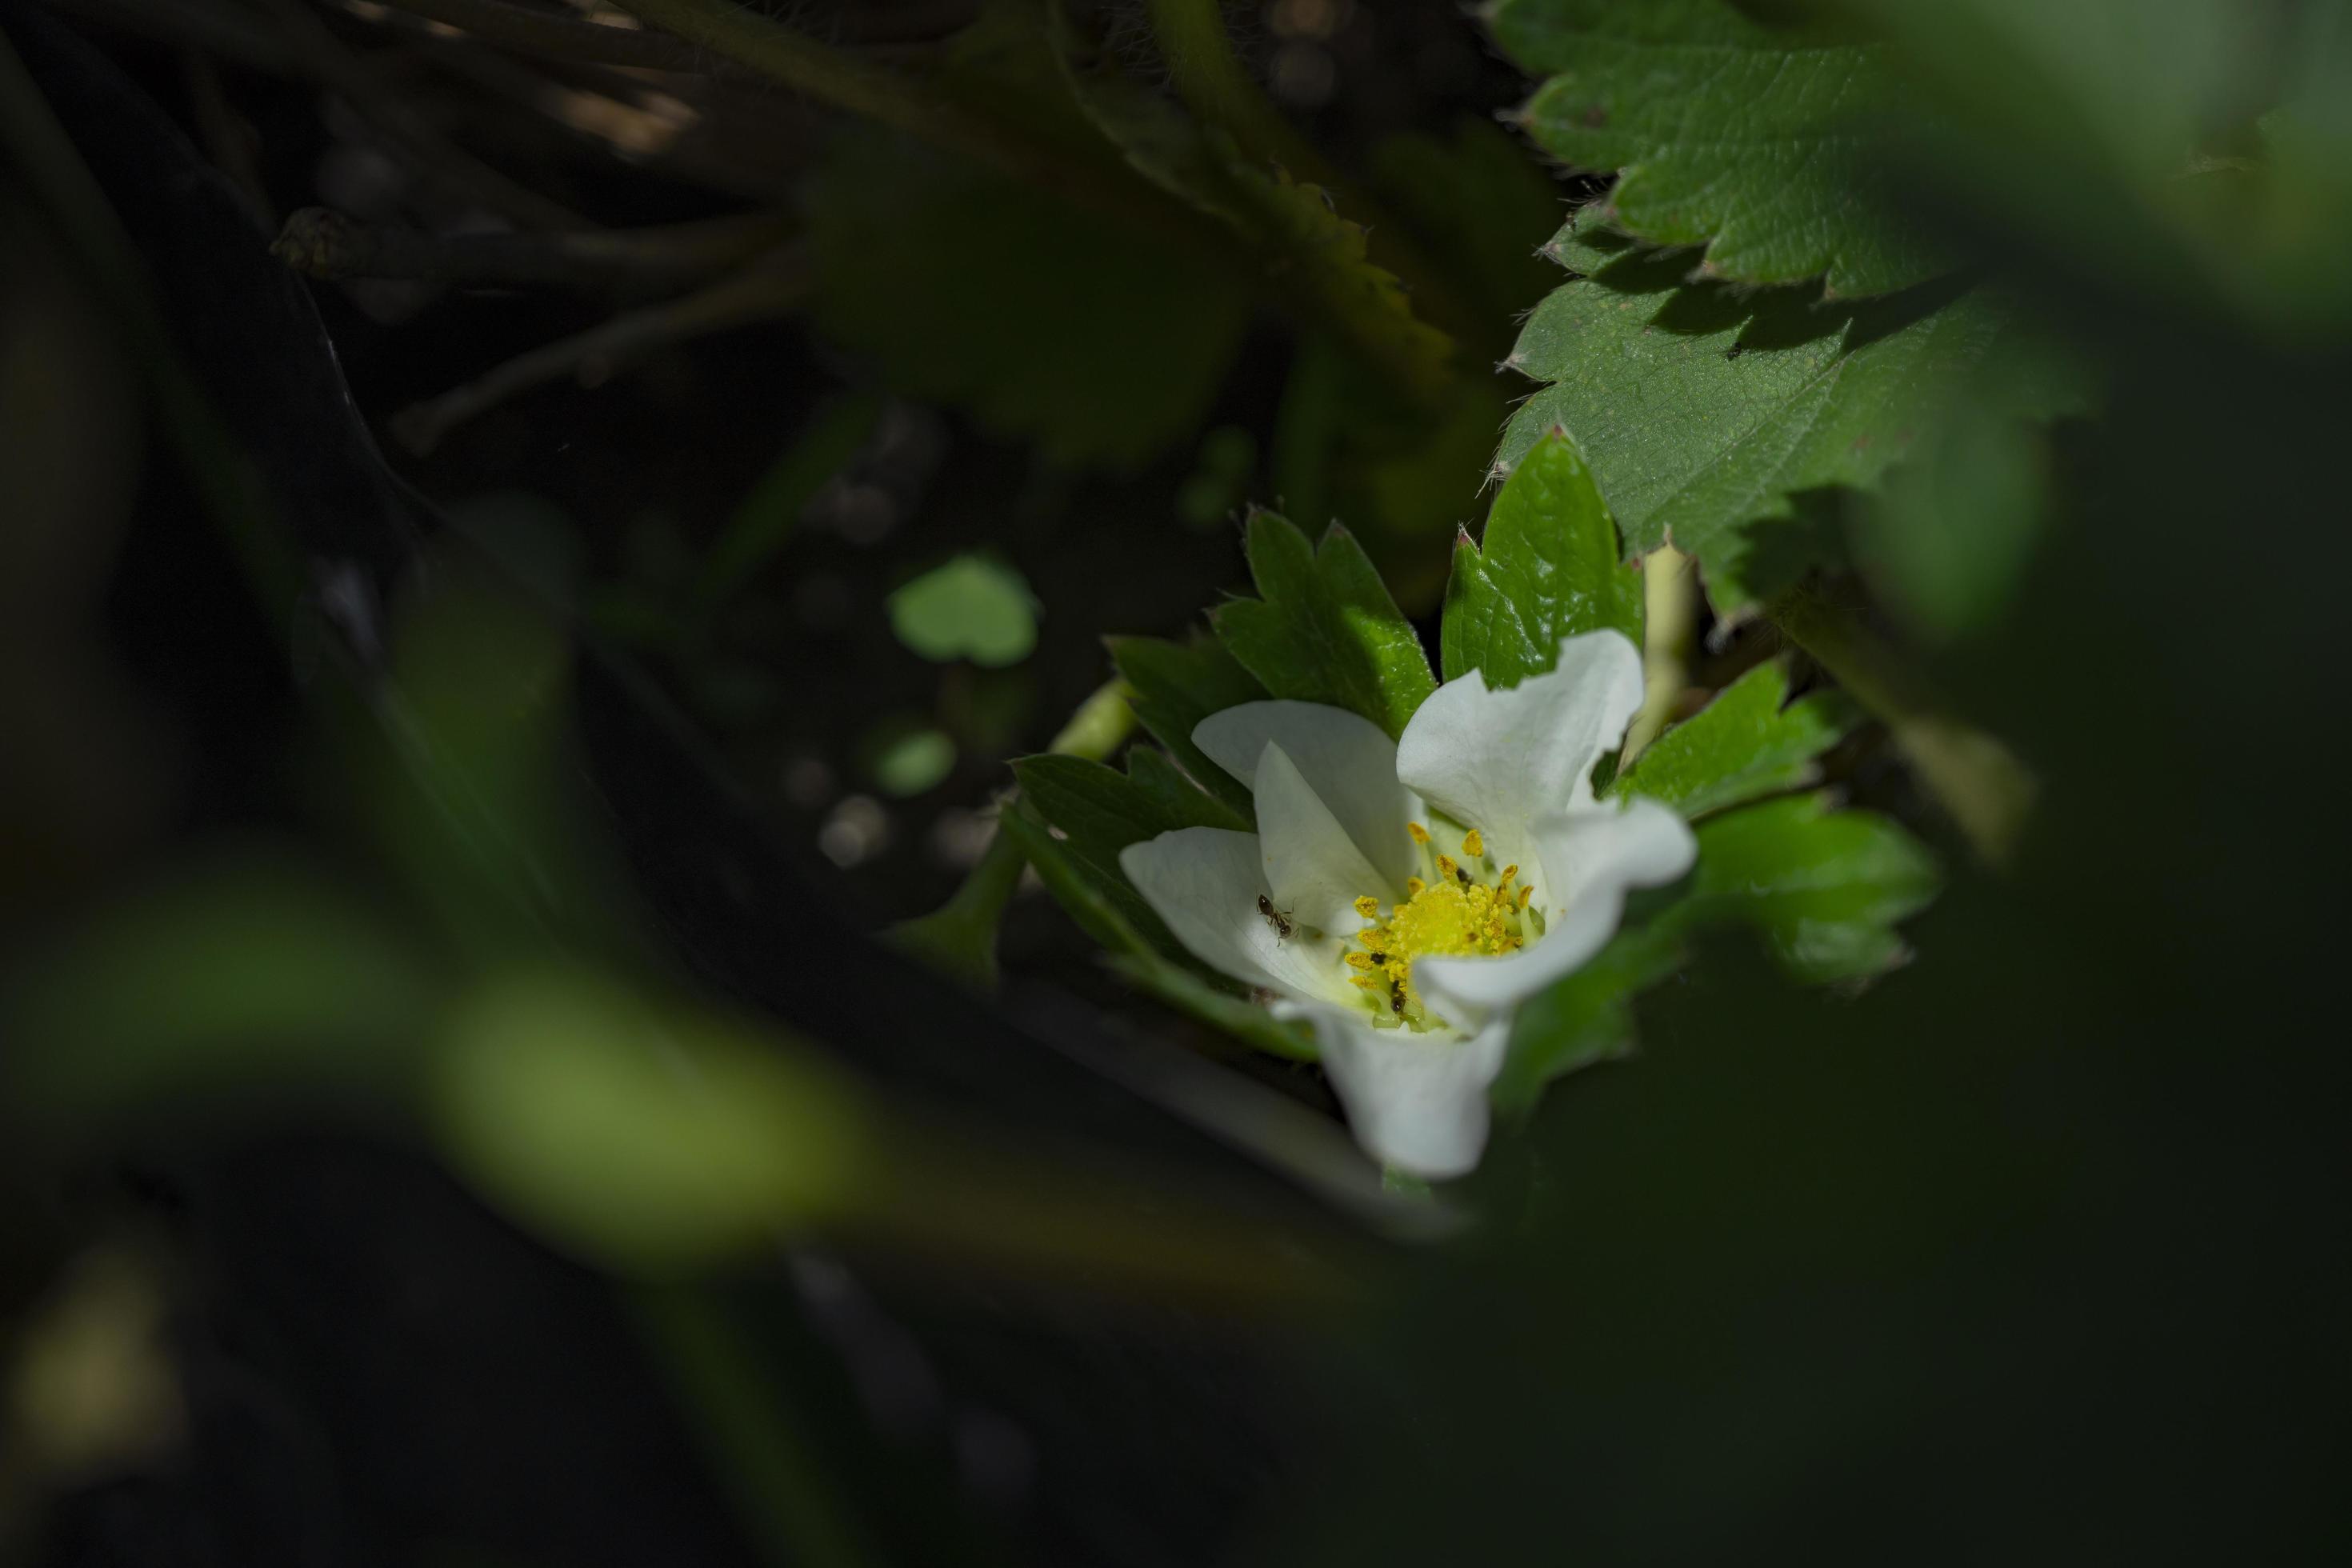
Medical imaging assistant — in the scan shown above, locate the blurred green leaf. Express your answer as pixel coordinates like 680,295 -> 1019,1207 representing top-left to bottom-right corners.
1219,159 -> 1458,408
6,858 -> 438,1116
1850,401 -> 2057,642
432,970 -> 871,1274
1614,661 -> 1860,819
1210,512 -> 1435,738
1442,428 -> 1643,687
1108,632 -> 1268,820
866,724 -> 957,798
1499,215 -> 2085,612
1371,117 -> 1566,326
1052,33 -> 1457,406
887,554 -> 1037,667
1489,0 -> 1944,295
806,132 -> 1248,470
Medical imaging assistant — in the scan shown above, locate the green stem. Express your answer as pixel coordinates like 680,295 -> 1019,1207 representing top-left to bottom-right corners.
1769,587 -> 2036,867
1623,545 -> 1695,763
889,680 -> 1136,989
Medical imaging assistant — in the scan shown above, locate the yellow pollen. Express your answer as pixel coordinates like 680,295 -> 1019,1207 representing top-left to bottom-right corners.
1406,822 -> 1430,844
1517,884 -> 1534,910
1462,829 -> 1484,858
1345,837 -> 1530,1034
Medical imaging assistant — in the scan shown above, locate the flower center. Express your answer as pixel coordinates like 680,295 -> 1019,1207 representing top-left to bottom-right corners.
1344,825 -> 1532,1031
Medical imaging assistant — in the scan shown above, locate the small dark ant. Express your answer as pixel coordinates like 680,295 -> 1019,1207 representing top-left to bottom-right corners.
1256,894 -> 1294,941
1389,988 -> 1406,1018
1723,342 -> 1746,361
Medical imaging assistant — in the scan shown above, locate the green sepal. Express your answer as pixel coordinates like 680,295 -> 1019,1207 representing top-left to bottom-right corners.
1442,427 -> 1643,687
1106,632 -> 1267,820
1499,792 -> 1936,1101
1614,661 -> 1861,819
1210,510 -> 1435,738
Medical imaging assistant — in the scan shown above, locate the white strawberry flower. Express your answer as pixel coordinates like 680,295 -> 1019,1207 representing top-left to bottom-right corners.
1119,631 -> 1694,1179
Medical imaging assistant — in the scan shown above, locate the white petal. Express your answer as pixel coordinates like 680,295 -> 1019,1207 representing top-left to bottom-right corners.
1394,630 -> 1645,872
1412,796 -> 1696,1018
1276,1002 -> 1510,1179
1252,742 -> 1390,935
1118,828 -> 1354,1004
1194,701 -> 1422,890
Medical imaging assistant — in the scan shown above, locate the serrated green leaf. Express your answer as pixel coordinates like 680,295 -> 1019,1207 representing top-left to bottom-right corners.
806,131 -> 1248,471
1685,794 -> 1938,985
1009,752 -> 1238,970
1370,116 -> 1566,326
1497,791 -> 1934,1102
1127,746 -> 1249,834
1442,429 -> 1643,687
1051,30 -> 1456,405
998,796 -> 1138,958
1001,787 -> 1306,1058
1211,512 -> 1435,738
1499,222 -> 2085,611
1489,0 -> 1945,295
1226,162 -> 1458,406
1108,632 -> 1268,820
1614,661 -> 1860,819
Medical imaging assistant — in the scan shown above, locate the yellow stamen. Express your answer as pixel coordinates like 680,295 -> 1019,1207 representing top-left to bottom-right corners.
1434,854 -> 1458,882
1517,884 -> 1534,910
1404,875 -> 1426,898
1406,822 -> 1430,845
1462,829 -> 1484,858
1353,894 -> 1381,920
1345,951 -> 1376,970
1498,864 -> 1518,887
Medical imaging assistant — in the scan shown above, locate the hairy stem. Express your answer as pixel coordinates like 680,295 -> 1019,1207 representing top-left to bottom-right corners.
1623,545 -> 1696,762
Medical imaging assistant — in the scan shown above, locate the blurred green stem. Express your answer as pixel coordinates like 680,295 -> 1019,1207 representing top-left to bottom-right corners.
890,680 -> 1136,989
1769,587 -> 2035,866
